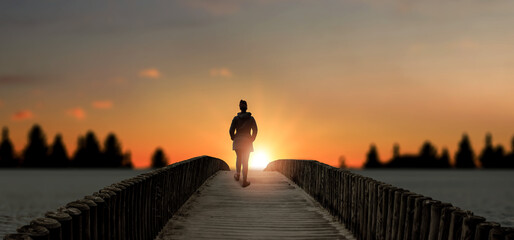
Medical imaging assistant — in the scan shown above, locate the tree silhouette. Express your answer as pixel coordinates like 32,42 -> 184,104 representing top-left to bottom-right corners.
439,148 -> 451,168
104,133 -> 124,167
364,144 -> 382,168
73,136 -> 87,167
73,131 -> 102,167
419,141 -> 437,168
454,133 -> 476,168
338,155 -> 347,169
151,148 -> 168,168
48,134 -> 69,167
122,151 -> 133,168
494,145 -> 505,168
23,124 -> 49,167
393,143 -> 400,160
479,133 -> 495,168
0,127 -> 17,167
507,135 -> 514,168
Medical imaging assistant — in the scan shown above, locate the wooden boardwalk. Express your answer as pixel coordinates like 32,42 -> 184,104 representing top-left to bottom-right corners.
156,170 -> 355,240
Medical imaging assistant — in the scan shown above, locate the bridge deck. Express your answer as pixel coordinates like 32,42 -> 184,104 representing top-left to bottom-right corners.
156,170 -> 355,240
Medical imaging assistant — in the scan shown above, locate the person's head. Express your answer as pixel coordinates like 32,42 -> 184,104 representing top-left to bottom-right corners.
239,100 -> 247,112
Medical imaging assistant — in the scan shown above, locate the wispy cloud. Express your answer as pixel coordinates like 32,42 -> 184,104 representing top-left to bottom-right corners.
67,107 -> 86,120
210,67 -> 233,77
11,110 -> 34,121
139,68 -> 161,79
92,100 -> 113,109
185,0 -> 242,16
0,75 -> 37,85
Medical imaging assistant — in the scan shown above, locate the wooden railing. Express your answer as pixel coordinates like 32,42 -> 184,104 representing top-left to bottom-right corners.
4,155 -> 230,240
265,159 -> 513,240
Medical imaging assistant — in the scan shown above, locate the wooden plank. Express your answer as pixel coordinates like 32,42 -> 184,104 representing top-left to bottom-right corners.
156,170 -> 355,240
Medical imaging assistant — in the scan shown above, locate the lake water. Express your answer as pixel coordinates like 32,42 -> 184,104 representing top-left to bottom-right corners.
1,169 -> 513,237
0,169 -> 148,237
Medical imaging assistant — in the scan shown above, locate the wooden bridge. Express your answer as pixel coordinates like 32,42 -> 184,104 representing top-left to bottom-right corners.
156,170 -> 353,239
4,156 -> 512,240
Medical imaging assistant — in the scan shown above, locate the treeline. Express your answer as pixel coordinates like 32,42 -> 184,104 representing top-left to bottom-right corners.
363,133 -> 514,169
0,124 -> 133,168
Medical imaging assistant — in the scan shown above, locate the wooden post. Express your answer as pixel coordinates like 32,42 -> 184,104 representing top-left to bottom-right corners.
420,199 -> 436,240
45,211 -> 72,240
403,194 -> 422,240
475,222 -> 500,240
448,209 -> 467,240
85,195 -> 106,240
391,189 -> 404,240
437,205 -> 456,240
397,192 -> 415,240
111,183 -> 127,240
30,218 -> 61,240
351,174 -> 357,234
460,215 -> 485,240
60,207 -> 82,240
16,225 -> 49,240
385,187 -> 399,240
3,234 -> 32,240
369,180 -> 379,240
78,199 -> 97,240
426,201 -> 444,240
66,202 -> 90,240
359,176 -> 364,239
103,186 -> 121,240
488,226 -> 504,240
504,228 -> 514,240
411,196 -> 430,240
376,183 -> 390,240
98,189 -> 115,240
504,227 -> 514,240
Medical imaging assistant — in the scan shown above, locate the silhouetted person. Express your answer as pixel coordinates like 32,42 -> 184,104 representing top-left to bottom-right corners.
151,148 -> 168,168
229,100 -> 257,188
0,127 -> 17,167
48,134 -> 69,167
23,124 -> 49,167
104,133 -> 124,167
455,133 -> 476,168
364,144 -> 381,168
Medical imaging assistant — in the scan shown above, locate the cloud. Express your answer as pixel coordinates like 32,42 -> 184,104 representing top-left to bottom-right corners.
139,68 -> 161,79
0,75 -> 37,85
11,110 -> 34,121
92,100 -> 113,109
185,0 -> 242,16
111,77 -> 126,84
210,67 -> 233,77
454,39 -> 479,50
67,107 -> 86,120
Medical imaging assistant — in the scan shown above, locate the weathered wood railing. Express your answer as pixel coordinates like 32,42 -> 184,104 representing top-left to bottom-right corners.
264,159 -> 514,240
4,155 -> 229,240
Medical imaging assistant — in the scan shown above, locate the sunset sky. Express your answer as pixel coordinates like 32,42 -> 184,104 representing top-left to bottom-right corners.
1,0 -> 513,168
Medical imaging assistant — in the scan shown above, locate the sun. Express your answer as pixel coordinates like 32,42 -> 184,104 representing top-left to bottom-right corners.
250,150 -> 271,170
